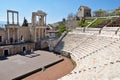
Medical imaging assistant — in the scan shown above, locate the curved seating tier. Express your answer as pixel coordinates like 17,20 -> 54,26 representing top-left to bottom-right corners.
56,32 -> 120,80
107,17 -> 120,27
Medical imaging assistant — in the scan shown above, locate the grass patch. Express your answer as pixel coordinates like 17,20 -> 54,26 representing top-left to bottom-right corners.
78,19 -> 94,27
90,17 -> 117,28
90,18 -> 106,27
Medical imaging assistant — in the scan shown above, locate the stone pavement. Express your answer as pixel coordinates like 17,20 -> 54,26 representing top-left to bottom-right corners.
0,50 -> 63,80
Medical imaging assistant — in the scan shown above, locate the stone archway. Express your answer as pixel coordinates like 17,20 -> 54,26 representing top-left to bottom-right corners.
41,39 -> 55,51
43,41 -> 49,50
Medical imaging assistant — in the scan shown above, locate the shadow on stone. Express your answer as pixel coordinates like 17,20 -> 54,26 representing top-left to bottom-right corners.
0,56 -> 8,60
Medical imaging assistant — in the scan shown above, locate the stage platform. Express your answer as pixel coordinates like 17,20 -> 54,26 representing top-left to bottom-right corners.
0,50 -> 63,80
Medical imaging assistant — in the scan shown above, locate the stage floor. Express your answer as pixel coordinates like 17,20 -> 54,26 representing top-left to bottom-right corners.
0,50 -> 63,80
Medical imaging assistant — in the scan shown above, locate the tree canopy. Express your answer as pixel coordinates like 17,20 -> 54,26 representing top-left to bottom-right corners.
22,17 -> 28,26
115,7 -> 120,16
93,9 -> 106,17
57,24 -> 66,37
62,18 -> 66,22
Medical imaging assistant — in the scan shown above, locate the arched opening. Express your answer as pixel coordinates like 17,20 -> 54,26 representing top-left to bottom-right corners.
43,42 -> 49,51
23,47 -> 26,52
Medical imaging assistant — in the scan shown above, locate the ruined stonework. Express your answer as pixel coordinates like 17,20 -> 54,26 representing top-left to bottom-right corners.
32,10 -> 47,26
78,6 -> 91,19
0,10 -> 48,56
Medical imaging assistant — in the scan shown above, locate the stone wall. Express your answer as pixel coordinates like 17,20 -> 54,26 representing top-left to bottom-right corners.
0,43 -> 35,57
0,29 -> 6,44
19,27 -> 31,42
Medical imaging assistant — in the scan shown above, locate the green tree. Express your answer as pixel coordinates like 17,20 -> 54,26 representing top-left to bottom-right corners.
62,18 -> 66,22
115,7 -> 120,16
77,20 -> 83,26
22,17 -> 28,26
93,9 -> 106,17
57,24 -> 66,37
77,18 -> 86,27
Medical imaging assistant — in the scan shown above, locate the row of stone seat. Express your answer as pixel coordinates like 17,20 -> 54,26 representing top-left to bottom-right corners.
72,27 -> 120,36
107,17 -> 120,27
57,32 -> 120,80
55,33 -> 93,53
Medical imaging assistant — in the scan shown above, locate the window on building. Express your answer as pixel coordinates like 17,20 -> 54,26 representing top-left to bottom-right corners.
10,37 -> 13,43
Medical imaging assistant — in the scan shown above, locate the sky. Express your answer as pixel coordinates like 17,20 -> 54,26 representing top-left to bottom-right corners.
0,0 -> 120,24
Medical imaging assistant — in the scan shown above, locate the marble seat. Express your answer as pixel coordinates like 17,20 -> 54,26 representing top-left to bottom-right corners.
56,31 -> 120,80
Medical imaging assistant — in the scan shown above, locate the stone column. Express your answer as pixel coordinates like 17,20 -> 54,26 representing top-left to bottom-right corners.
17,12 -> 19,25
41,16 -> 44,26
34,28 -> 36,42
39,16 -> 41,26
42,28 -> 44,38
32,13 -> 34,26
44,28 -> 46,37
43,28 -> 45,38
12,13 -> 14,24
39,28 -> 40,40
8,28 -> 10,44
7,12 -> 9,24
32,13 -> 36,26
45,15 -> 46,26
17,28 -> 19,43
41,28 -> 43,39
12,28 -> 15,43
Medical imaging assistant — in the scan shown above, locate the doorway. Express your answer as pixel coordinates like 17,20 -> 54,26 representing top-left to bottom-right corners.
4,50 -> 9,57
23,47 -> 26,52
